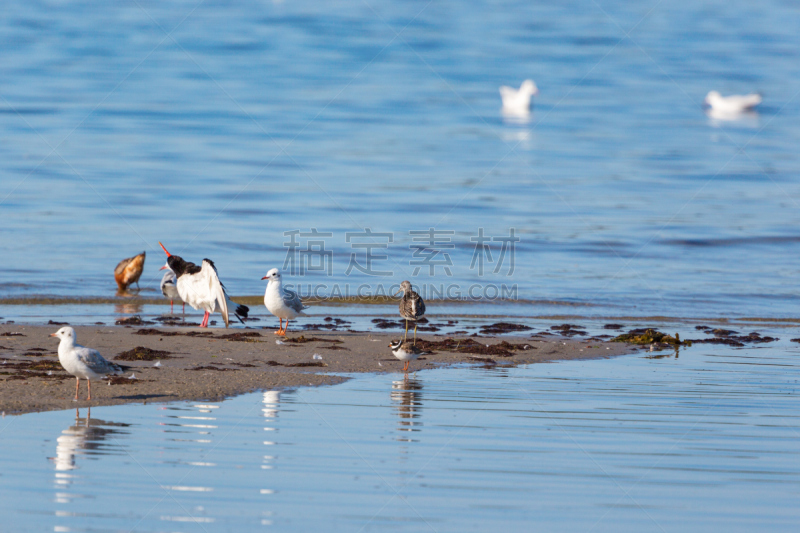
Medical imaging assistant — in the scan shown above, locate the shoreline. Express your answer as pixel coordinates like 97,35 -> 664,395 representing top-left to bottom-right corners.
0,324 -> 639,416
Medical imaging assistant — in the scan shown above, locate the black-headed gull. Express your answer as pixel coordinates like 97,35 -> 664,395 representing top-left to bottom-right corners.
262,268 -> 307,336
389,340 -> 429,373
499,80 -> 538,114
159,264 -> 185,313
704,91 -> 762,114
50,326 -> 126,401
114,251 -> 146,292
394,280 -> 426,345
159,242 -> 249,328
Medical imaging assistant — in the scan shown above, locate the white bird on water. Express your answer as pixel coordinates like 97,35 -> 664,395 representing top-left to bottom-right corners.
704,91 -> 762,114
262,268 -> 307,336
499,80 -> 538,114
159,265 -> 184,314
50,327 -> 126,401
159,242 -> 249,328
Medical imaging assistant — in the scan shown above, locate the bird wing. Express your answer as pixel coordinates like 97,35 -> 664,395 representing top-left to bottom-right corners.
75,346 -> 121,375
114,256 -> 133,277
736,93 -> 762,109
202,259 -> 230,327
414,294 -> 426,319
283,287 -> 307,314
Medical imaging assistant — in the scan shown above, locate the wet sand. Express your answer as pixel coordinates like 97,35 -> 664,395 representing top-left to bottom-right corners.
0,324 -> 637,415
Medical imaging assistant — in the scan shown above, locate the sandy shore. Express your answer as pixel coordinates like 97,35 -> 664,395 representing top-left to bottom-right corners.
0,324 -> 637,415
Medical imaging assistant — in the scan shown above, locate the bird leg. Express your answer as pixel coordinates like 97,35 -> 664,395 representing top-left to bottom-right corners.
283,320 -> 290,336
403,320 -> 409,342
182,302 -> 185,314
200,311 -> 210,328
274,318 -> 284,335
87,380 -> 92,401
413,323 -> 418,346
74,378 -> 80,401
170,300 -> 174,314
403,361 -> 409,373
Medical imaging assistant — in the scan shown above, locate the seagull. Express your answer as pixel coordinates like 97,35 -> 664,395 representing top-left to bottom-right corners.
114,251 -> 146,292
704,91 -> 762,114
262,268 -> 307,336
158,242 -> 249,328
389,340 -> 429,373
159,264 -> 184,314
499,80 -> 538,114
395,280 -> 425,345
50,327 -> 126,401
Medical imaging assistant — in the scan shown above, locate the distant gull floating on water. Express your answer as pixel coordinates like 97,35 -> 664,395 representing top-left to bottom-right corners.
262,268 -> 308,336
499,80 -> 538,114
50,326 -> 127,401
158,242 -> 249,328
159,264 -> 185,314
114,251 -> 145,293
704,91 -> 762,114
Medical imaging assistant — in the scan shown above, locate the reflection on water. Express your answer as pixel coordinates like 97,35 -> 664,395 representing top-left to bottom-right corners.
391,378 -> 423,441
114,302 -> 143,316
3,327 -> 800,531
51,408 -> 129,505
706,108 -> 760,128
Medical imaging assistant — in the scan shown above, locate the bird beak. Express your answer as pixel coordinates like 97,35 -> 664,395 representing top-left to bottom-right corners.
393,289 -> 403,296
159,242 -> 171,257
261,276 -> 268,280
159,265 -> 167,271
49,333 -> 57,337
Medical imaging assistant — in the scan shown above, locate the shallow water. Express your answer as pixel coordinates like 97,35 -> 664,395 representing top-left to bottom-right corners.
2,329 -> 799,532
2,0 -> 800,318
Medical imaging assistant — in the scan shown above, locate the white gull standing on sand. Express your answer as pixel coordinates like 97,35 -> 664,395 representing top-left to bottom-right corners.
704,91 -> 762,114
499,80 -> 538,114
159,264 -> 185,314
50,327 -> 126,401
262,268 -> 307,336
158,242 -> 249,328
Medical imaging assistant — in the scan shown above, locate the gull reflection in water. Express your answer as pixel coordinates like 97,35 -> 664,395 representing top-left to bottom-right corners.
706,108 -> 760,129
260,390 -> 282,514
391,378 -> 423,442
51,408 -> 129,503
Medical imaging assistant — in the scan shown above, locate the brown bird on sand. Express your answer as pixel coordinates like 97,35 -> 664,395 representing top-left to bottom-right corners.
395,280 -> 425,345
114,251 -> 146,292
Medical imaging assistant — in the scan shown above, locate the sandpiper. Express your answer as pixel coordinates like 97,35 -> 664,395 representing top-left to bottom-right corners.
395,280 -> 425,345
389,340 -> 429,373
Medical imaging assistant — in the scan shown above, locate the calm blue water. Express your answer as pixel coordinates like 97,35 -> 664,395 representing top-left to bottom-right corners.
2,330 -> 799,532
2,0 -> 800,318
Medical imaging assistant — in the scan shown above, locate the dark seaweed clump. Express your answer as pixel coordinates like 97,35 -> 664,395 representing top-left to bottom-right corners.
134,328 -> 181,337
281,336 -> 343,344
217,332 -> 262,342
115,316 -> 155,326
613,329 -> 688,347
116,346 -> 174,361
480,322 -> 533,335
688,330 -> 777,347
550,324 -> 588,336
415,338 -> 533,358
48,320 -> 68,325
603,324 -> 624,330
0,332 -> 25,337
190,365 -> 239,371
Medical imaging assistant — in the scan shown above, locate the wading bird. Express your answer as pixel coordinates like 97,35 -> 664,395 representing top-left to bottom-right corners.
395,280 -> 425,345
158,242 -> 248,327
114,251 -> 145,292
